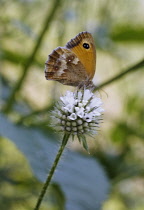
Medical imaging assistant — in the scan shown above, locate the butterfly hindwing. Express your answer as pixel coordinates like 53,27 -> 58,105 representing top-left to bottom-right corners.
45,47 -> 88,86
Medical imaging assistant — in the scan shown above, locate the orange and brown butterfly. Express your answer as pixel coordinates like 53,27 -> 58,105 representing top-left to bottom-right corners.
45,31 -> 96,87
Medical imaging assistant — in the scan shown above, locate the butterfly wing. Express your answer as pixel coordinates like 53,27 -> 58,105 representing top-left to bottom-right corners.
66,31 -> 96,79
45,31 -> 96,86
45,47 -> 88,86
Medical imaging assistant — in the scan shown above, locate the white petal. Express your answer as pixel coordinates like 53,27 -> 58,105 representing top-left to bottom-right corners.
82,100 -> 88,106
63,104 -> 74,113
77,91 -> 82,100
85,106 -> 90,112
83,89 -> 93,101
84,113 -> 93,122
60,91 -> 75,106
90,97 -> 103,108
78,102 -> 83,107
76,107 -> 84,118
68,113 -> 77,120
92,110 -> 101,116
97,107 -> 104,113
75,107 -> 79,112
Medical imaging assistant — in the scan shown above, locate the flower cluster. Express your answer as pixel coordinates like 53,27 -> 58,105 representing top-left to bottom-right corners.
51,88 -> 104,151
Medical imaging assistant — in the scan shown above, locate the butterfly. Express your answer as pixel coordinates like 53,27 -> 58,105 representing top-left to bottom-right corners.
45,31 -> 96,87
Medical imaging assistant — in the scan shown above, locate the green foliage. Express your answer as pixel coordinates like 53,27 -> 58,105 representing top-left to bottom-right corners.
0,0 -> 144,209
0,114 -> 109,210
111,26 -> 144,42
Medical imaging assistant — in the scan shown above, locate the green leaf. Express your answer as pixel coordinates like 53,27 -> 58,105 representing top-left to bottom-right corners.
78,134 -> 89,153
0,48 -> 43,67
0,115 -> 109,210
111,26 -> 144,42
47,183 -> 65,210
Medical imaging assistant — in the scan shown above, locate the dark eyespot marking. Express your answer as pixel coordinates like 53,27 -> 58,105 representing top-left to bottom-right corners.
66,55 -> 74,62
56,60 -> 61,66
54,65 -> 59,70
83,43 -> 90,49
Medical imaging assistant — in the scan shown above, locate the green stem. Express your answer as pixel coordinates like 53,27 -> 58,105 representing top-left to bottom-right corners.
4,0 -> 62,113
93,58 -> 144,92
34,132 -> 70,210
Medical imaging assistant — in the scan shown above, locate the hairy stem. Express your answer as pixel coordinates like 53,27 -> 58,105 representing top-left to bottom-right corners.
34,132 -> 70,210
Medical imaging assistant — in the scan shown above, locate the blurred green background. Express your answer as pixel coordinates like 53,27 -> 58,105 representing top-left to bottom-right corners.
0,0 -> 144,209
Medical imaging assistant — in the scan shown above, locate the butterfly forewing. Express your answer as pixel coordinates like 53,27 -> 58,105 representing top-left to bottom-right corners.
66,31 -> 96,79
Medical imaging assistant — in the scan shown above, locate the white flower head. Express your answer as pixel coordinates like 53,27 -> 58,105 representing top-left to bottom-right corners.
51,88 -> 104,152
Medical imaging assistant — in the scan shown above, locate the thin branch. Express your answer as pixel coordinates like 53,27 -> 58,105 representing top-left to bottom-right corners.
4,0 -> 62,113
34,132 -> 70,210
94,58 -> 144,92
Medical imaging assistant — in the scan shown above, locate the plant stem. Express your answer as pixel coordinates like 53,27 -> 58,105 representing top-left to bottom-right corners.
94,58 -> 144,92
34,132 -> 70,210
4,0 -> 62,113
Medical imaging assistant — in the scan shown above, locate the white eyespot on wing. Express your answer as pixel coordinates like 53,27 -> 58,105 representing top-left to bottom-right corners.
72,57 -> 79,65
61,54 -> 67,59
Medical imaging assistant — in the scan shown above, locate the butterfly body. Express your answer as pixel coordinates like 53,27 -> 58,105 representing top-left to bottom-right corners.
45,31 -> 96,86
